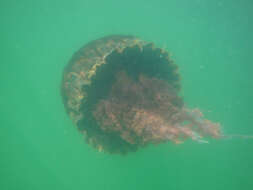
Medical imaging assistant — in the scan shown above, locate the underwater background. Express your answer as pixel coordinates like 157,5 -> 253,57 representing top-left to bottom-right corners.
1,0 -> 253,189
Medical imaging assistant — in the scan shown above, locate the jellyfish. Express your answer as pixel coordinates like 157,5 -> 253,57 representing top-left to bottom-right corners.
61,35 -> 249,154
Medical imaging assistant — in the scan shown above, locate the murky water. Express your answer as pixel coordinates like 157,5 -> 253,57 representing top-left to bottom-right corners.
1,0 -> 252,189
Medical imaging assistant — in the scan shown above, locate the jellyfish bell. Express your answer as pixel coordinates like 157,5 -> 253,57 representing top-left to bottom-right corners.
61,35 -> 223,154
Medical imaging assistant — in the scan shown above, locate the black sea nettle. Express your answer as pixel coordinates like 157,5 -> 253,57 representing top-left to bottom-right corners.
61,35 -> 222,154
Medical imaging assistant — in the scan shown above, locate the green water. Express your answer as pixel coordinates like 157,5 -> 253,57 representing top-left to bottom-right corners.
1,0 -> 253,189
